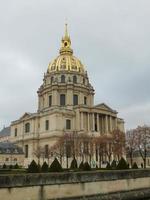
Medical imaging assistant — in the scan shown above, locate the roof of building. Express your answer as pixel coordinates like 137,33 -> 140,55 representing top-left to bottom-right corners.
48,24 -> 85,74
0,126 -> 10,137
0,142 -> 24,154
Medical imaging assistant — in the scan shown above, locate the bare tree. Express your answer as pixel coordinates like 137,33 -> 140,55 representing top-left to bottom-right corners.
112,129 -> 125,161
33,146 -> 44,165
136,125 -> 150,168
126,129 -> 137,167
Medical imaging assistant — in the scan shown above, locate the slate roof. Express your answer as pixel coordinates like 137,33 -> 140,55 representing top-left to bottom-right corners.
0,126 -> 10,137
0,142 -> 24,154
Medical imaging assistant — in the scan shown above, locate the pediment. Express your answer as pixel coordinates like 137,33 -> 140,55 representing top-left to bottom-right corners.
94,103 -> 116,113
20,112 -> 31,120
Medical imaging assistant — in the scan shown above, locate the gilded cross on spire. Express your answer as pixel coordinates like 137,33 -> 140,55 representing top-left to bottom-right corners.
65,23 -> 68,38
59,23 -> 73,55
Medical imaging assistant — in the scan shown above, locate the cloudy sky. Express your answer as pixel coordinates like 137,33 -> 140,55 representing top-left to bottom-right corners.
0,0 -> 150,130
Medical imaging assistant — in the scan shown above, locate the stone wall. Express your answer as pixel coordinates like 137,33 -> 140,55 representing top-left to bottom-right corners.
0,170 -> 150,200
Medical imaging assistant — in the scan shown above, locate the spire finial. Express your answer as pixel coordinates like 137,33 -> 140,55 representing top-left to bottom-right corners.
65,23 -> 68,37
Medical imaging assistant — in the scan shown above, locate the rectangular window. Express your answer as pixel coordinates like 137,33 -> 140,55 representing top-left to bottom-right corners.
25,123 -> 30,133
73,94 -> 78,105
49,95 -> 52,107
84,96 -> 87,105
45,120 -> 49,130
60,94 -> 66,106
66,119 -> 71,130
45,144 -> 49,158
14,128 -> 17,137
25,145 -> 28,158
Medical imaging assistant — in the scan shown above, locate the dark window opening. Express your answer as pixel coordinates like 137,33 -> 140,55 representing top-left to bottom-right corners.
66,119 -> 71,130
14,128 -> 17,137
49,95 -> 52,107
25,123 -> 30,133
45,120 -> 49,130
51,76 -> 54,84
25,145 -> 28,158
95,124 -> 97,132
60,94 -> 66,106
61,75 -> 65,83
83,78 -> 85,84
73,75 -> 77,83
84,96 -> 87,105
73,94 -> 78,105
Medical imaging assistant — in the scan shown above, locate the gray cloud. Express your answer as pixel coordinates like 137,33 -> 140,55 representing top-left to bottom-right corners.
0,0 -> 150,129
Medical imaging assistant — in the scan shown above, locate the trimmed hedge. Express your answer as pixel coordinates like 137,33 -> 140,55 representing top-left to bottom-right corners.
49,158 -> 63,172
79,161 -> 84,170
111,160 -> 117,169
132,162 -> 138,169
41,161 -> 49,172
28,160 -> 40,173
106,162 -> 112,170
82,162 -> 91,171
70,158 -> 78,170
117,157 -> 129,170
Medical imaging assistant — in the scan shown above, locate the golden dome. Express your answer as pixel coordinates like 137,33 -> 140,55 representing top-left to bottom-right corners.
48,24 -> 85,73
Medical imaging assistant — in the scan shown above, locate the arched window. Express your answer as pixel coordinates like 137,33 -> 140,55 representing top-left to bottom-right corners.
25,123 -> 30,133
61,75 -> 65,83
73,75 -> 77,83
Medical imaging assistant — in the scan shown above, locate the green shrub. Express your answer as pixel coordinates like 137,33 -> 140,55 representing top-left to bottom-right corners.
14,163 -> 19,169
9,165 -> 13,169
82,162 -> 91,171
28,160 -> 39,173
79,161 -> 84,170
49,158 -> 63,172
106,162 -> 112,170
111,160 -> 117,169
3,163 -> 7,169
70,158 -> 78,170
132,162 -> 138,169
41,161 -> 49,172
117,157 -> 129,170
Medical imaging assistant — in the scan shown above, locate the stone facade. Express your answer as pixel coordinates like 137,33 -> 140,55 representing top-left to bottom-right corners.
10,25 -> 124,166
0,142 -> 24,166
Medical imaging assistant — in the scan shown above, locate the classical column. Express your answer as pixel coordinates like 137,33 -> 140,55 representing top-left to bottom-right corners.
109,116 -> 112,132
101,116 -> 103,134
105,115 -> 108,134
97,113 -> 99,132
115,118 -> 118,129
87,113 -> 90,131
81,112 -> 84,130
92,113 -> 95,131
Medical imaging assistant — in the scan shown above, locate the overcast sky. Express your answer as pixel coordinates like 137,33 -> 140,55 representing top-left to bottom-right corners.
0,0 -> 150,130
